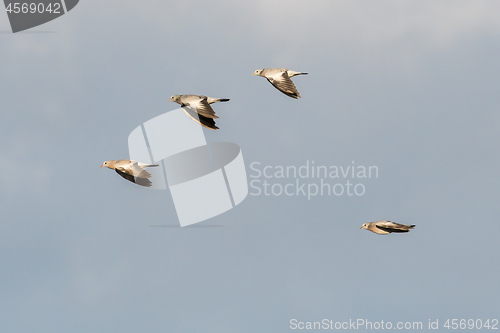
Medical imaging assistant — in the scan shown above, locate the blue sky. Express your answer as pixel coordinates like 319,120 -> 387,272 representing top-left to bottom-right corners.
1,1 -> 499,332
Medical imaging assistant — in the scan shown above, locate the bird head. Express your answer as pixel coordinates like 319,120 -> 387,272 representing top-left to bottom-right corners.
252,69 -> 264,76
360,223 -> 369,230
101,160 -> 112,169
168,95 -> 181,103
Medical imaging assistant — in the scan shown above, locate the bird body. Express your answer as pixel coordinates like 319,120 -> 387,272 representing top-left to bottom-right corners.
253,68 -> 307,99
101,160 -> 159,187
360,221 -> 415,235
168,94 -> 230,130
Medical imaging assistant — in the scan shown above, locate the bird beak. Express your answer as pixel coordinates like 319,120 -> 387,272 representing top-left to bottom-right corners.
168,98 -> 173,102
252,73 -> 255,76
360,227 -> 363,229
100,164 -> 104,168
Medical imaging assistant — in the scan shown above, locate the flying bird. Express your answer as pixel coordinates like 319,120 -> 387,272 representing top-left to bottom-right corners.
101,160 -> 159,187
360,221 -> 415,235
168,94 -> 230,130
252,68 -> 307,99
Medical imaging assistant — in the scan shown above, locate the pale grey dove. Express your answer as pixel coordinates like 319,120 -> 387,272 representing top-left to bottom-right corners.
360,221 -> 415,235
168,94 -> 230,130
101,160 -> 159,187
253,68 -> 307,99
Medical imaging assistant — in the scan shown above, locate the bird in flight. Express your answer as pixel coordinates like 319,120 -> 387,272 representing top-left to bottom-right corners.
253,68 -> 307,99
168,94 -> 230,130
360,221 -> 415,235
101,160 -> 159,187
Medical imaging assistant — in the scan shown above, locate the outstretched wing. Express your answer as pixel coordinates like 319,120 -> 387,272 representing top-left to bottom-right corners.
375,221 -> 414,233
182,106 -> 219,130
124,163 -> 153,178
267,71 -> 301,99
181,95 -> 218,119
375,225 -> 409,233
115,169 -> 153,187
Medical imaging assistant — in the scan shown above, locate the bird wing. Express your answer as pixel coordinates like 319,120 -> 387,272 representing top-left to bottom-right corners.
375,221 -> 413,233
375,225 -> 408,233
181,95 -> 218,119
115,169 -> 153,187
377,221 -> 411,228
266,70 -> 301,99
116,164 -> 152,179
182,107 -> 219,130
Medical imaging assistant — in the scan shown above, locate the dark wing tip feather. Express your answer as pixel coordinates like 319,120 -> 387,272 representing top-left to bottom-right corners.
115,169 -> 153,187
375,225 -> 410,233
182,107 -> 219,130
284,91 -> 299,99
197,113 -> 219,130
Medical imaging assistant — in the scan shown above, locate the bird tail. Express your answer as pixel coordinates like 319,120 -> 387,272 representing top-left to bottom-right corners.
288,71 -> 308,77
207,97 -> 230,104
409,225 -> 415,229
137,163 -> 159,168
